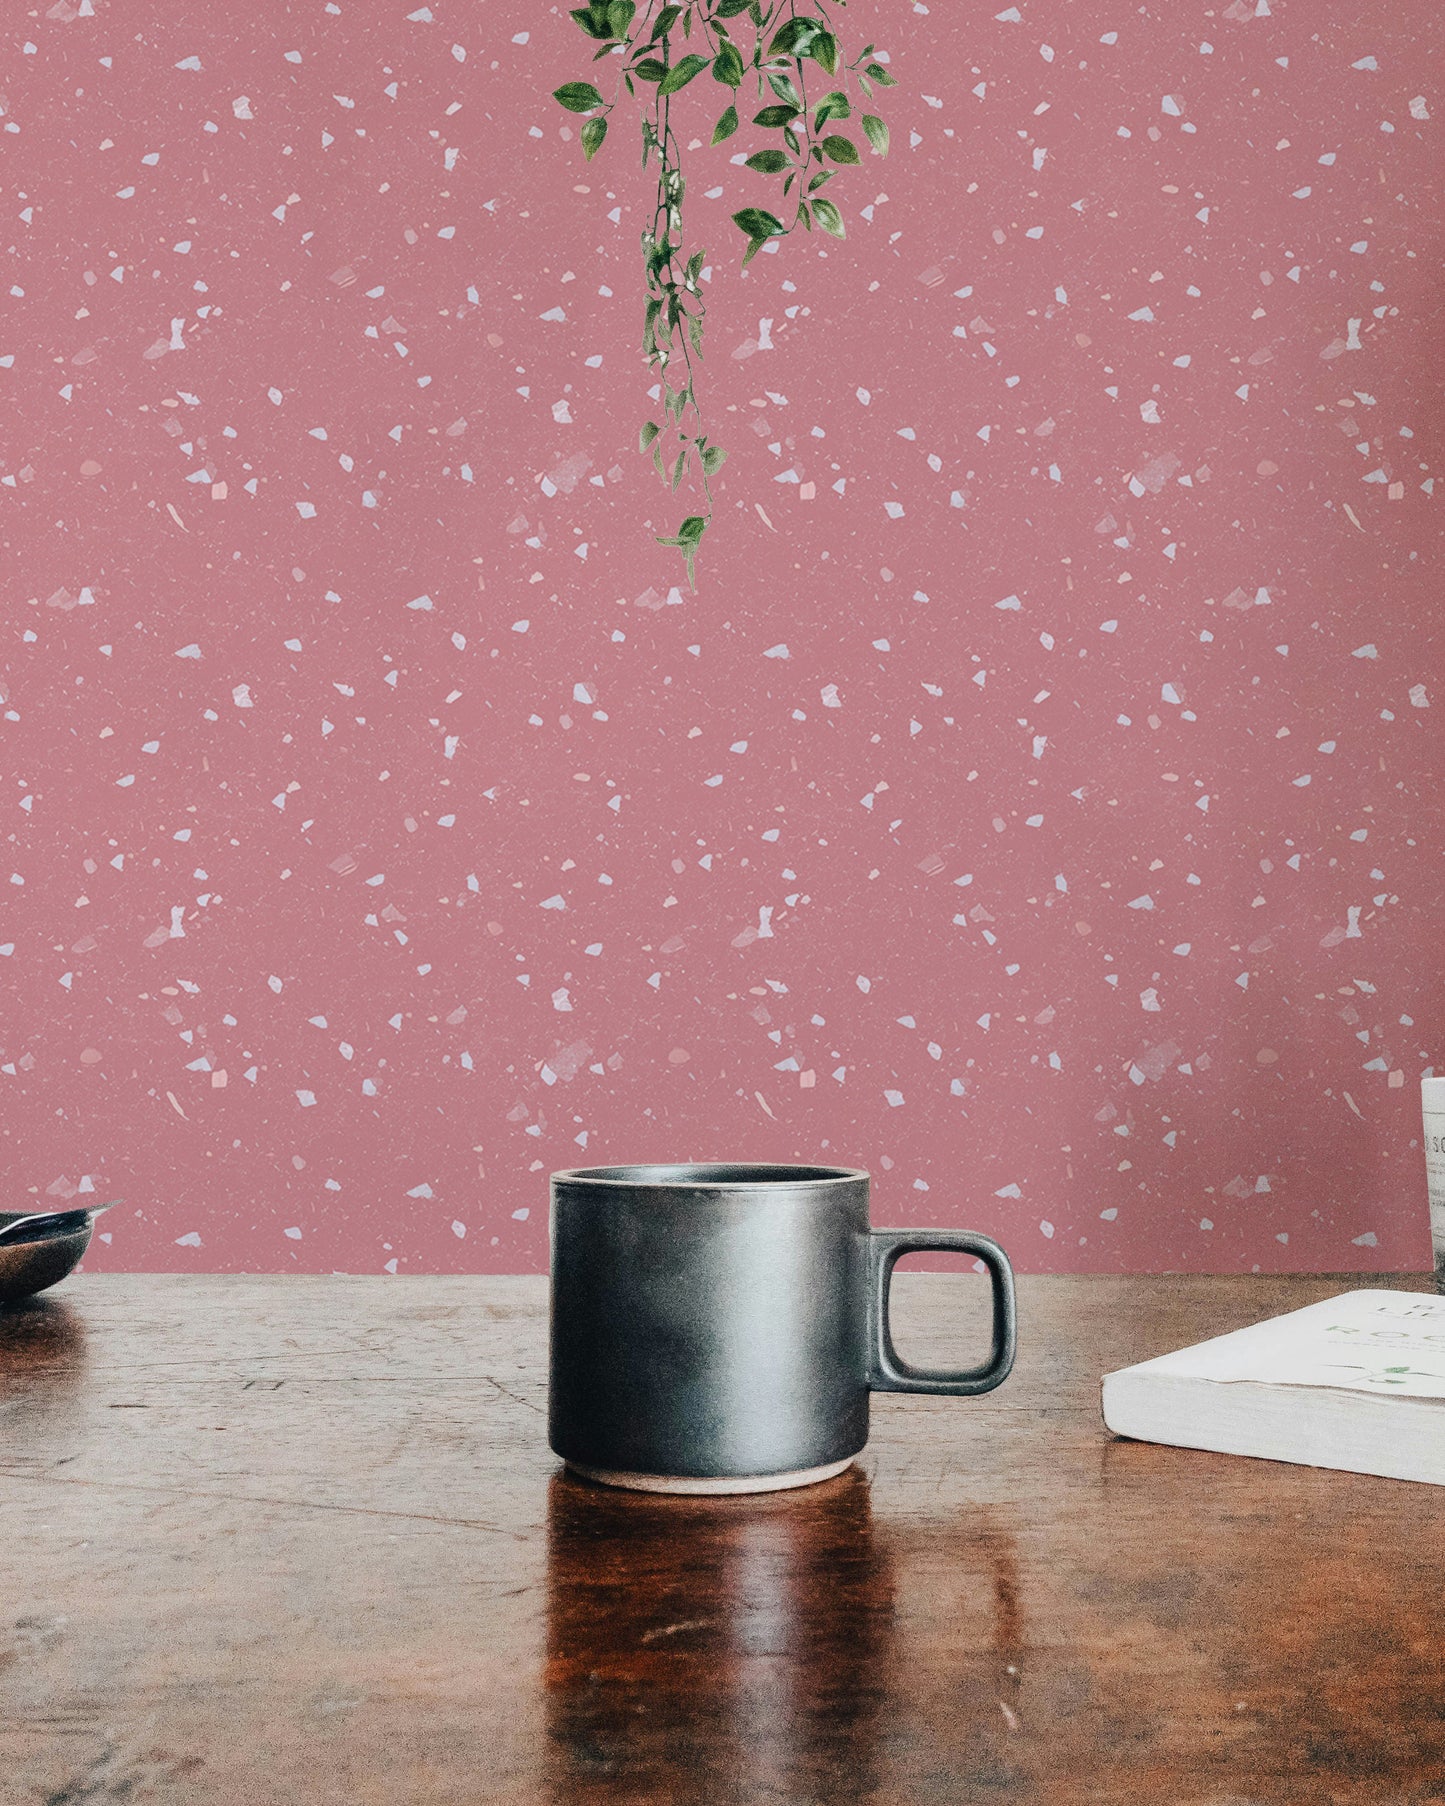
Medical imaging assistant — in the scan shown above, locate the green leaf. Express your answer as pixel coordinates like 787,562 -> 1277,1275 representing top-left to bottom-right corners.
640,421 -> 661,451
813,90 -> 850,129
797,199 -> 812,230
715,0 -> 752,14
607,0 -> 635,35
570,7 -> 612,40
554,81 -> 605,112
671,449 -> 686,490
580,114 -> 608,159
810,31 -> 838,74
864,61 -> 898,86
767,16 -> 817,57
652,442 -> 666,477
753,104 -> 799,127
656,522 -> 705,590
861,113 -> 889,156
688,311 -> 704,352
767,71 -> 802,108
807,169 -> 832,192
649,3 -> 682,39
745,148 -> 789,173
731,206 -> 785,239
811,196 -> 844,238
632,56 -> 667,81
821,134 -> 860,164
712,104 -> 739,143
712,40 -> 744,86
701,446 -> 726,476
857,71 -> 873,98
660,52 -> 709,93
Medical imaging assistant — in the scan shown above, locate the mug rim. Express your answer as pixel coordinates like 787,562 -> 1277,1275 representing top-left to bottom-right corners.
551,1162 -> 869,1189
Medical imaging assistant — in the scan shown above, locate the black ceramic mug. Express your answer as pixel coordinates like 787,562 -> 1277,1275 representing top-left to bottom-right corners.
548,1163 -> 1017,1494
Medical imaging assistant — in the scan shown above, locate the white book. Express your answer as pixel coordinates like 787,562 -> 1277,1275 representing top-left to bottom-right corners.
1101,1288 -> 1445,1486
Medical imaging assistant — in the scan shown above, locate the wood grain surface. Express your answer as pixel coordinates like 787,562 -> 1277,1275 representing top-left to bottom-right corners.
2,1272 -> 1441,1805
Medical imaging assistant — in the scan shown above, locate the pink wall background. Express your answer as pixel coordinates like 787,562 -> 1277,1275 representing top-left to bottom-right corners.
4,1 -> 1441,1274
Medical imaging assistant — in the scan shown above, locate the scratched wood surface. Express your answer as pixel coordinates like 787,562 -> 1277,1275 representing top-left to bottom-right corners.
2,1272 -> 1442,1806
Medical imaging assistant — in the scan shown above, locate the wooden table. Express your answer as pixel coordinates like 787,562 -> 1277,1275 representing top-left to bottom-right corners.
2,1272 -> 1441,1804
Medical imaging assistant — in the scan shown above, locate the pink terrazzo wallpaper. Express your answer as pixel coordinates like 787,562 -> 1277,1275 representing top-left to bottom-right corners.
3,0 -> 1442,1274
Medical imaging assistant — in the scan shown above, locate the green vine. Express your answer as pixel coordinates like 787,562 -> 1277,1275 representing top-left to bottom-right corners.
554,0 -> 896,587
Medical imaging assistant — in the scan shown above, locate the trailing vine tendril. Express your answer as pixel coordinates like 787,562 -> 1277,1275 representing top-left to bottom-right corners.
555,0 -> 896,587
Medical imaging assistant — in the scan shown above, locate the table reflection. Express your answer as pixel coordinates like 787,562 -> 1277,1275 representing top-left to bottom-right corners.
0,1296 -> 87,1434
544,1464 -> 892,1804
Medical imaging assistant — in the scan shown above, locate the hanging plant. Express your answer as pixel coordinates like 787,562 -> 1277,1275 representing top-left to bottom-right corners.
554,0 -> 896,587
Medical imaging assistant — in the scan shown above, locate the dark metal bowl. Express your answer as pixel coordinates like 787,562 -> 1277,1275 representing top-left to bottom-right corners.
0,1212 -> 95,1306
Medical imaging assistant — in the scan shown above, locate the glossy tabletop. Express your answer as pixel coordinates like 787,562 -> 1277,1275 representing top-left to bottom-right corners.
2,1272 -> 1440,1805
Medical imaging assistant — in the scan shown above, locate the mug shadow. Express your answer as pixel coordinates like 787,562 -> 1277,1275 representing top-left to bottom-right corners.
543,1463 -> 894,1805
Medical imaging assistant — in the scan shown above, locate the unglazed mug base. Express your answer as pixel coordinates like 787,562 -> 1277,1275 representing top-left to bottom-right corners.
565,1455 -> 855,1495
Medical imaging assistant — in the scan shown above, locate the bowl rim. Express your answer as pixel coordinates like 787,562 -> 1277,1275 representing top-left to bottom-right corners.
0,1213 -> 96,1243
551,1162 -> 870,1189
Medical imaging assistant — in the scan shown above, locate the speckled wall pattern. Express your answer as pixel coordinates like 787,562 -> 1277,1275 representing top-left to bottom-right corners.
3,1 -> 1441,1274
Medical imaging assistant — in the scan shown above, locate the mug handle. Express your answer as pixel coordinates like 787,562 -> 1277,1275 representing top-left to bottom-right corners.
868,1229 -> 1017,1395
